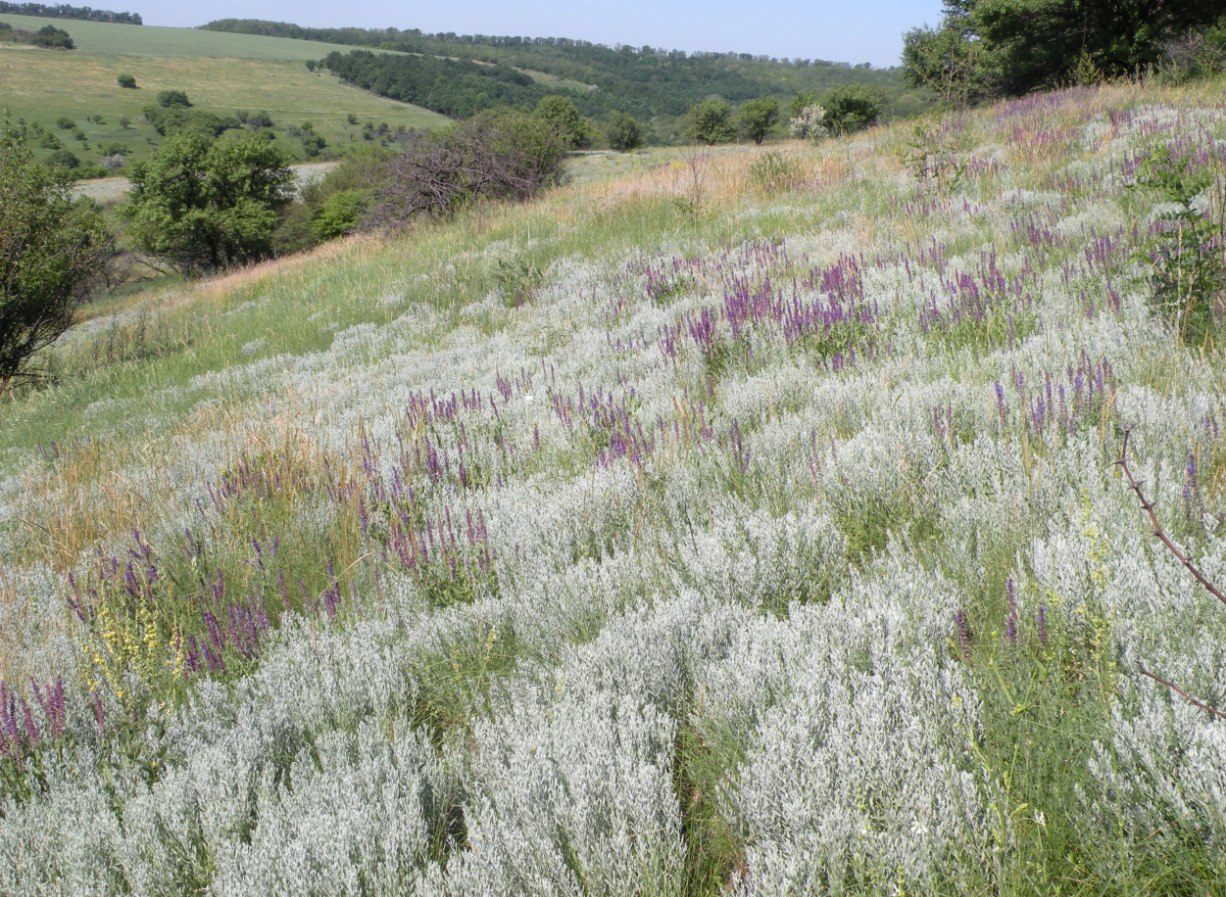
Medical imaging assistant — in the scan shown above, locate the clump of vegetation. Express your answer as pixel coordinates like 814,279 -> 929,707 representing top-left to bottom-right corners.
0,119 -> 111,391
820,84 -> 884,134
116,73 -> 136,88
605,111 -> 644,151
737,97 -> 780,145
368,110 -> 566,228
274,145 -> 395,253
1132,144 -> 1225,346
123,130 -> 294,274
688,98 -> 736,145
747,150 -> 805,195
533,95 -> 594,150
904,0 -> 1226,101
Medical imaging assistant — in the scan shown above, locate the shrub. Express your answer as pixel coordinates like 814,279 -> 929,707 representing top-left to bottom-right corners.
688,98 -> 736,145
748,151 -> 805,195
820,84 -> 885,135
46,148 -> 79,169
156,89 -> 192,108
789,104 -> 830,141
117,73 -> 137,88
738,97 -> 780,145
368,111 -> 565,228
534,95 -> 594,150
55,116 -> 75,130
32,25 -> 72,49
605,112 -> 644,151
0,120 -> 111,390
1132,144 -> 1226,346
124,131 -> 294,274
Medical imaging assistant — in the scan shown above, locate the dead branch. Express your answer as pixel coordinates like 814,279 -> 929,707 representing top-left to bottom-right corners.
1117,427 -> 1226,720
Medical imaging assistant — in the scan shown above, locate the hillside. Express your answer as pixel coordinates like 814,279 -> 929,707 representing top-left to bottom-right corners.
0,14 -> 447,171
3,78 -> 1226,894
204,18 -> 932,130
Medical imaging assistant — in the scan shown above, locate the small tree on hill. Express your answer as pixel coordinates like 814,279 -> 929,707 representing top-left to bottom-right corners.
33,25 -> 73,49
688,99 -> 736,145
738,97 -> 780,145
123,131 -> 294,275
605,112 -> 644,151
117,73 -> 137,88
820,84 -> 884,135
534,95 -> 594,150
0,121 -> 111,391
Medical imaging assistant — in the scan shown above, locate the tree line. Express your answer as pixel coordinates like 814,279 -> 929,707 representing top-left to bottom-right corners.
903,0 -> 1226,105
0,2 -> 140,23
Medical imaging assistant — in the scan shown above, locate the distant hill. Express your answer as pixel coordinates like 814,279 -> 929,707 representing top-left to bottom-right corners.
202,19 -> 935,134
0,14 -> 448,175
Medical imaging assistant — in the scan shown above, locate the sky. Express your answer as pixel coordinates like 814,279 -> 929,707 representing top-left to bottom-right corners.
140,1 -> 946,69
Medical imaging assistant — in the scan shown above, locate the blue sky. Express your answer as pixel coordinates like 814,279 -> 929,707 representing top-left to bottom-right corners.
142,1 -> 946,69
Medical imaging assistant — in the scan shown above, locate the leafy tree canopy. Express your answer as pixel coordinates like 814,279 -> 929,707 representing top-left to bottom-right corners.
123,131 -> 294,275
0,120 -> 110,390
738,97 -> 780,144
904,0 -> 1226,101
688,98 -> 736,145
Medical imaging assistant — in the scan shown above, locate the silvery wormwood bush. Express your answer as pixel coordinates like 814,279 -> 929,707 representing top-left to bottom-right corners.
718,577 -> 988,897
211,718 -> 453,897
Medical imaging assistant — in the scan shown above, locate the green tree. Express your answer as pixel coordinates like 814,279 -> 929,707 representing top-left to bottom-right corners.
123,131 -> 294,275
534,95 -> 593,149
688,98 -> 736,145
0,121 -> 110,390
32,24 -> 72,49
605,112 -> 644,151
117,73 -> 137,88
820,84 -> 884,134
156,89 -> 192,108
738,97 -> 780,144
905,0 -> 1225,99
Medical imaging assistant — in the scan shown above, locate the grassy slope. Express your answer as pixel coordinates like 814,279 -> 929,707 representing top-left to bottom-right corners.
2,78 -> 1226,895
0,14 -> 448,167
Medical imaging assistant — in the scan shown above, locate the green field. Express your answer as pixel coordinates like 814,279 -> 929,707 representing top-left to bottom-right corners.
0,15 -> 449,169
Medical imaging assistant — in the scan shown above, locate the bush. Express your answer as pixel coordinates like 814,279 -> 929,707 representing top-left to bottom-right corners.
369,111 -> 565,228
820,85 -> 884,135
688,99 -> 736,145
46,148 -> 79,169
0,120 -> 111,390
1132,145 -> 1225,346
156,89 -> 192,108
117,73 -> 137,88
32,25 -> 72,49
738,97 -> 780,145
748,151 -> 805,195
55,116 -> 75,129
605,112 -> 644,151
789,104 -> 830,141
534,95 -> 594,150
124,131 -> 294,274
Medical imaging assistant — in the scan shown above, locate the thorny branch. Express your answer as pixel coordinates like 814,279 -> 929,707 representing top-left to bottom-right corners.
1117,427 -> 1226,720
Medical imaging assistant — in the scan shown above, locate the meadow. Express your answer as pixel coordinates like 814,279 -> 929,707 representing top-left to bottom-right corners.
1,75 -> 1226,895
0,14 -> 448,167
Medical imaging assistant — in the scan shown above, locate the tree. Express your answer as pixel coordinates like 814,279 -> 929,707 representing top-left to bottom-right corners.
688,99 -> 736,145
738,97 -> 780,144
904,0 -> 1226,100
117,73 -> 136,88
605,112 -> 644,151
534,95 -> 593,150
32,24 -> 72,48
156,89 -> 191,108
820,84 -> 884,135
0,121 -> 110,390
123,131 -> 294,275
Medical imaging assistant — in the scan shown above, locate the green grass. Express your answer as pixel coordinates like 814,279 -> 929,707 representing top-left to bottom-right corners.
0,15 -> 449,169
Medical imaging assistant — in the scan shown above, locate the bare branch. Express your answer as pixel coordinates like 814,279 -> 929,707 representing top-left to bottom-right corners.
1137,662 -> 1226,721
1115,428 -> 1226,608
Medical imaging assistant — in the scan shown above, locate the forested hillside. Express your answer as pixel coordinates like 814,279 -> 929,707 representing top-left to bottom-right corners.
204,18 -> 931,123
